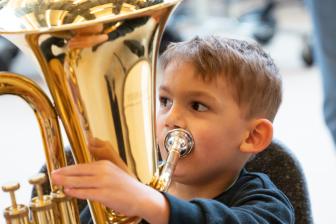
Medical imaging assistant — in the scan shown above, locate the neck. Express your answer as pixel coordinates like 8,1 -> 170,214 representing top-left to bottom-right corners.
168,170 -> 240,200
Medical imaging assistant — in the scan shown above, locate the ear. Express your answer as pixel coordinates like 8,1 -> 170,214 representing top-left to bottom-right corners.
239,119 -> 273,154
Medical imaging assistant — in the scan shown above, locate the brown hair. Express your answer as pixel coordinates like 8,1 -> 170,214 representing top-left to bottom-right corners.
160,35 -> 282,121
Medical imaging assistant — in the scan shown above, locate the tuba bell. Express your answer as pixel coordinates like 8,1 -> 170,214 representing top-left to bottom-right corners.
0,0 -> 194,223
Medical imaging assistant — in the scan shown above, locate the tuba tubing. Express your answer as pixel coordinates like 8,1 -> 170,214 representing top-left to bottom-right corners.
0,1 -> 183,223
0,72 -> 67,189
0,72 -> 80,224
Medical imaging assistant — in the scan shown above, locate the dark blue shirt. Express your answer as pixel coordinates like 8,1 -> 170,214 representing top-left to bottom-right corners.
80,169 -> 294,223
163,169 -> 294,224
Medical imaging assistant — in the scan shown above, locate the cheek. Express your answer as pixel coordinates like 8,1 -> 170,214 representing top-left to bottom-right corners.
193,129 -> 222,148
156,113 -> 165,132
155,114 -> 164,139
155,116 -> 167,160
192,126 -> 241,156
159,145 -> 168,161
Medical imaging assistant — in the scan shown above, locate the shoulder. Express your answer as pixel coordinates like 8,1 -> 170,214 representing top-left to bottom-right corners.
163,169 -> 295,223
218,169 -> 281,196
236,169 -> 279,190
217,169 -> 293,210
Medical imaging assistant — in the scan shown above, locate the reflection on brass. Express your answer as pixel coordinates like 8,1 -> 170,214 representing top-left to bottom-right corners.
0,0 -> 181,223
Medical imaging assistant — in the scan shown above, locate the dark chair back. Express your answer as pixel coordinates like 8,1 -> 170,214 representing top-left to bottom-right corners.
245,140 -> 313,224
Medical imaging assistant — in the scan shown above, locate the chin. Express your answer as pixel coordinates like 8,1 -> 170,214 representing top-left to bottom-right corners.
171,163 -> 189,180
171,173 -> 198,186
171,173 -> 185,183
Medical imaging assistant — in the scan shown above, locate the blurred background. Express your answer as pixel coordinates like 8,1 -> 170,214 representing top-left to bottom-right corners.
1,0 -> 336,223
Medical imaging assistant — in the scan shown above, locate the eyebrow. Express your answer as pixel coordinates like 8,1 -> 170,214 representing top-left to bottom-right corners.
158,86 -> 171,94
159,86 -> 219,104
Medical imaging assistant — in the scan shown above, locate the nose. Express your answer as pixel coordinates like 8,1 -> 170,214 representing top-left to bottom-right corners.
164,104 -> 187,130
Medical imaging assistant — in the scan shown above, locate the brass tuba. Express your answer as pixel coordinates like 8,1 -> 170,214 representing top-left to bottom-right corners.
0,0 -> 193,223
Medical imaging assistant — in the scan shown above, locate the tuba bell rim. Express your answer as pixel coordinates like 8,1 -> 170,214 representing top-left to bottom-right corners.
0,0 -> 180,35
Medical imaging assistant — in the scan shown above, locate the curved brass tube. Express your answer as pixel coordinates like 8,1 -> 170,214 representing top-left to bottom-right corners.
0,72 -> 66,191
0,72 -> 80,224
0,0 -> 182,223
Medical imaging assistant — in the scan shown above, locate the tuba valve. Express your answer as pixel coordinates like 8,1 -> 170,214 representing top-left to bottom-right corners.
2,182 -> 30,224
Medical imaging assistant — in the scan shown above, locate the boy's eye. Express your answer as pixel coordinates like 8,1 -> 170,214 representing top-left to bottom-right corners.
159,96 -> 172,108
191,102 -> 208,112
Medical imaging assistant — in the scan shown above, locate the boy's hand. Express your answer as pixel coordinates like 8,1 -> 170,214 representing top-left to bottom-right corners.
87,136 -> 130,174
68,24 -> 108,49
51,161 -> 169,224
88,136 -> 115,160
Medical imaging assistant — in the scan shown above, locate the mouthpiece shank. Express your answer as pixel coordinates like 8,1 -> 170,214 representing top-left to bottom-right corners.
154,129 -> 194,191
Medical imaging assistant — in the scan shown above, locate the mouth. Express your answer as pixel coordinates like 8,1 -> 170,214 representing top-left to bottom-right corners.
164,128 -> 194,158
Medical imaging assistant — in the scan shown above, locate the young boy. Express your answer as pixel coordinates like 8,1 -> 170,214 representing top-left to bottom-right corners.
52,36 -> 294,223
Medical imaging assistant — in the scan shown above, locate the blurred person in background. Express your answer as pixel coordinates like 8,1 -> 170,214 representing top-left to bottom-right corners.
0,37 -> 18,71
306,0 -> 336,149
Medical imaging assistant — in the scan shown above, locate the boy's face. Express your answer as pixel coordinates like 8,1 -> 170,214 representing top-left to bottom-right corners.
156,61 -> 251,185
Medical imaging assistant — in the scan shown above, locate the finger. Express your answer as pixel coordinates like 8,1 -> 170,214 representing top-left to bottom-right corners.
64,187 -> 98,200
64,188 -> 118,208
52,175 -> 100,188
88,136 -> 107,147
68,34 -> 108,49
64,188 -> 115,208
74,24 -> 104,34
89,147 -> 108,160
52,163 -> 100,176
88,138 -> 115,160
89,136 -> 111,147
89,145 -> 113,159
